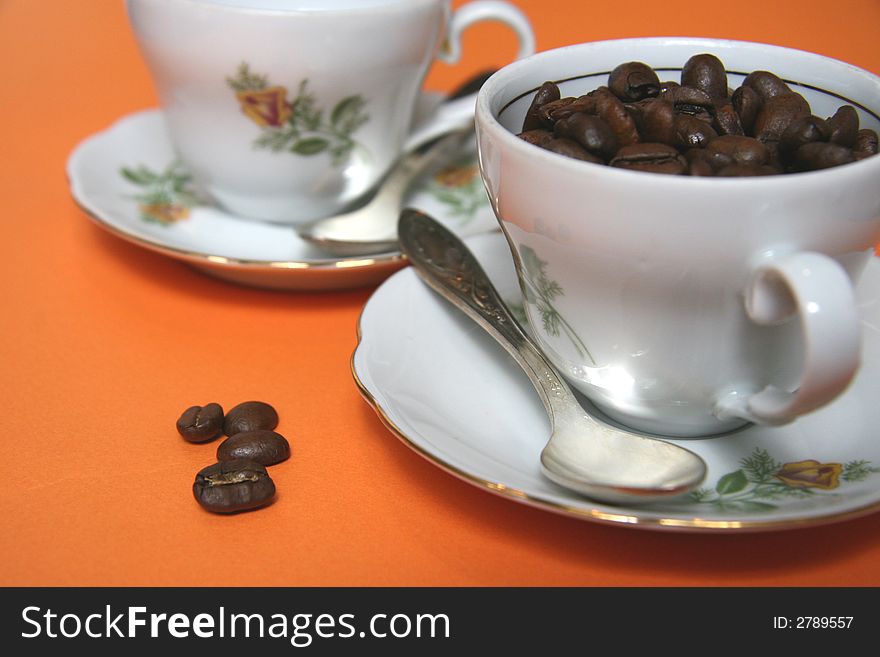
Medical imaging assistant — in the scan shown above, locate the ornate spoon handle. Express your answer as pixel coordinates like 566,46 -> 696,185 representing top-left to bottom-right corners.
397,208 -> 575,421
397,208 -> 707,504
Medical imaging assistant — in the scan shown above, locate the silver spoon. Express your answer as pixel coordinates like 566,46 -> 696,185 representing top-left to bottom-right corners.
297,127 -> 472,257
397,209 -> 708,505
297,71 -> 494,257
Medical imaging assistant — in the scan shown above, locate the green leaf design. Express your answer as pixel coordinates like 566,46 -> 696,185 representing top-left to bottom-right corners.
120,166 -> 157,185
226,62 -> 268,92
843,460 -> 880,482
519,246 -> 544,281
433,189 -> 464,205
515,245 -> 594,362
292,138 -> 329,155
119,161 -> 200,226
331,95 -> 366,129
716,470 -> 748,495
740,448 -> 781,484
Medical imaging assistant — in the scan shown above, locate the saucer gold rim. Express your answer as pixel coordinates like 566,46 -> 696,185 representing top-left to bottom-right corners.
66,109 -> 414,290
352,324 -> 880,532
73,192 -> 406,274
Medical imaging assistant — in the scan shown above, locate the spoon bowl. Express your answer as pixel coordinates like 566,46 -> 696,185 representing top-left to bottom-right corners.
397,208 -> 708,505
297,127 -> 473,256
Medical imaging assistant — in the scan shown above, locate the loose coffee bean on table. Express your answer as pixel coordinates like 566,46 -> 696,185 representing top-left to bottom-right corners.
176,403 -> 224,443
223,400 -> 279,436
192,459 -> 276,514
217,429 -> 291,466
517,53 -> 878,175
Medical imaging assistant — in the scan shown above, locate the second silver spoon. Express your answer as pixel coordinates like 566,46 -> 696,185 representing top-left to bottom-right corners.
397,208 -> 708,505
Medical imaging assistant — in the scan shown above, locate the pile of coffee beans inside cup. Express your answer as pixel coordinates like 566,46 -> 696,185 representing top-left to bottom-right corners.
177,401 -> 290,514
517,53 -> 879,175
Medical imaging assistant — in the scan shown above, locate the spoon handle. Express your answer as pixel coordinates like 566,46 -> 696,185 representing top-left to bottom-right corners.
399,209 -> 708,502
398,208 -> 572,420
370,129 -> 472,222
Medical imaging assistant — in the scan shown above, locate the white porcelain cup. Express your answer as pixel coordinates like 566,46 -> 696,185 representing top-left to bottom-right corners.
475,37 -> 880,438
126,0 -> 534,223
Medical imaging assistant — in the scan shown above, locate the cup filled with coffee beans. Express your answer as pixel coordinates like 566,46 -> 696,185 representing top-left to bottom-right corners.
474,37 -> 880,437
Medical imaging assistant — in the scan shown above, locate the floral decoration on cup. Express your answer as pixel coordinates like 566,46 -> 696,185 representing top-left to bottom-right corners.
519,246 -> 593,363
120,162 -> 198,225
226,62 -> 369,165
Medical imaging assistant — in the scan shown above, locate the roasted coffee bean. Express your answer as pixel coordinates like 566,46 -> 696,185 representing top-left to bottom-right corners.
588,87 -> 640,147
554,113 -> 618,159
674,114 -> 718,149
536,97 -> 574,124
608,62 -> 660,102
217,430 -> 291,466
544,137 -> 604,162
516,54 -> 876,175
753,93 -> 810,143
540,96 -> 599,124
610,143 -> 687,174
743,70 -> 792,101
637,98 -> 676,145
795,142 -> 856,170
681,53 -> 728,100
193,459 -> 275,514
763,140 -> 783,169
826,105 -> 860,147
224,401 -> 279,436
662,85 -> 715,123
542,96 -> 597,123
177,403 -> 224,443
853,129 -> 879,159
517,129 -> 555,147
522,81 -> 561,131
712,102 -> 745,136
705,135 -> 769,167
716,163 -> 778,176
685,149 -> 715,176
731,85 -> 763,135
779,115 -> 831,155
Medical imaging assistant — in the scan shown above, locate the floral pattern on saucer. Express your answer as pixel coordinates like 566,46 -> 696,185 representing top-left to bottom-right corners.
428,159 -> 488,223
69,107 -> 499,291
120,162 -> 199,225
689,448 -> 880,512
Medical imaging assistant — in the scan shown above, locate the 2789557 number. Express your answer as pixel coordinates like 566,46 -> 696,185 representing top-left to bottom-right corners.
800,617 -> 853,629
773,616 -> 853,629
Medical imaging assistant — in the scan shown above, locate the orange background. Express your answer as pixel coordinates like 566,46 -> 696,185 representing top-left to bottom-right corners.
2,0 -> 880,587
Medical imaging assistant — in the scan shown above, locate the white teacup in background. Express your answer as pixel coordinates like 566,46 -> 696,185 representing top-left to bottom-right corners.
126,0 -> 534,223
476,37 -> 880,437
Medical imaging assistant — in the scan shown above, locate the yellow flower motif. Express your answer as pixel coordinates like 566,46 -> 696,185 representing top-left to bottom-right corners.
235,86 -> 292,127
434,163 -> 478,188
140,203 -> 190,225
775,460 -> 842,490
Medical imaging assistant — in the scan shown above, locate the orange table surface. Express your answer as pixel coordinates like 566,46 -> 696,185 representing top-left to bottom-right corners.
2,0 -> 880,587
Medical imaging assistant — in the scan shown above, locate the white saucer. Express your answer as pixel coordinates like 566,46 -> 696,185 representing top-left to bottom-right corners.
353,232 -> 880,532
67,100 -> 497,291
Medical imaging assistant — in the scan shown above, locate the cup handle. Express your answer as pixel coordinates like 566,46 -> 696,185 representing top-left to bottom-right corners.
715,251 -> 861,426
404,1 -> 534,152
438,0 -> 536,64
